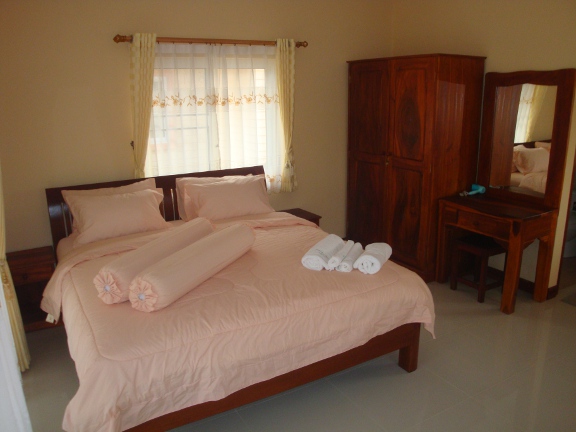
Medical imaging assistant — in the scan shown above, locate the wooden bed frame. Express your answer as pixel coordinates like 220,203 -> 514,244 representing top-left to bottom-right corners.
45,165 -> 422,432
514,138 -> 551,149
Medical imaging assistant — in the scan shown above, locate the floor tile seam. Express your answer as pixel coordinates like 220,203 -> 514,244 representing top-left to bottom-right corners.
325,376 -> 390,432
393,396 -> 474,432
450,322 -> 564,362
420,340 -> 569,397
468,358 -> 553,404
466,390 -> 542,432
233,408 -> 257,431
430,319 -> 486,340
418,362 -> 479,398
176,410 -> 239,432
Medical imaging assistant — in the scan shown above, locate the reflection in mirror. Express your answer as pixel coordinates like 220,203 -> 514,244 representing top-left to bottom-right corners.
489,84 -> 557,196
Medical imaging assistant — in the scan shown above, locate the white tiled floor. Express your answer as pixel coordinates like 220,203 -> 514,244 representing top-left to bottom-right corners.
23,280 -> 576,432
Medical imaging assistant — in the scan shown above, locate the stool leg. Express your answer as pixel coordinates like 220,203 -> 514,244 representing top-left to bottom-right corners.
450,253 -> 458,291
477,252 -> 488,303
473,256 -> 481,283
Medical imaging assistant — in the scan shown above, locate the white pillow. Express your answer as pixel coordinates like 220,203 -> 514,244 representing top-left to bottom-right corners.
175,175 -> 253,221
62,179 -> 157,232
65,189 -> 171,246
513,147 -> 550,174
184,175 -> 273,221
511,145 -> 526,172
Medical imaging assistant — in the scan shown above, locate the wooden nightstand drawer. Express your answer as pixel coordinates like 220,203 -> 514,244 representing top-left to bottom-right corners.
6,246 -> 57,332
10,263 -> 54,285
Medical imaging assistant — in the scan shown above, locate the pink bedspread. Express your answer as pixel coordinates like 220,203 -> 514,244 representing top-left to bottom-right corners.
43,212 -> 435,432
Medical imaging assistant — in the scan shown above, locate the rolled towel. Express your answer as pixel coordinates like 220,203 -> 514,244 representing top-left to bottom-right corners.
336,242 -> 364,272
94,217 -> 214,304
129,223 -> 255,312
301,234 -> 345,271
353,243 -> 392,275
327,240 -> 354,270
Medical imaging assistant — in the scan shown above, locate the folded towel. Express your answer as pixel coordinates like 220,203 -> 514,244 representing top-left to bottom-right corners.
327,240 -> 354,270
336,242 -> 364,272
129,223 -> 255,312
301,234 -> 345,271
93,218 -> 214,304
353,243 -> 392,275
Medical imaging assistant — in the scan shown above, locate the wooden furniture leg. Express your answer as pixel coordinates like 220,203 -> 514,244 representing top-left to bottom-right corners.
501,224 -> 523,314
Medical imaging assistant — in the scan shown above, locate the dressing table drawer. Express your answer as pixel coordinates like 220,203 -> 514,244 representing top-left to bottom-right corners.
457,210 -> 510,241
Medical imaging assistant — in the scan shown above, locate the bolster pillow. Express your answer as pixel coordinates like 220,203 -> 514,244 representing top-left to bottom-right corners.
93,218 -> 214,304
129,223 -> 255,312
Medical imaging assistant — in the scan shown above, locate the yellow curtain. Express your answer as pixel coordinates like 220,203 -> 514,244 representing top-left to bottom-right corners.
130,33 -> 156,178
276,39 -> 297,192
0,160 -> 30,372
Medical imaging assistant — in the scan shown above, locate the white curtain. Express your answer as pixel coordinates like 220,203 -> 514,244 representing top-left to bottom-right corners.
147,42 -> 288,192
130,33 -> 156,178
0,278 -> 32,432
514,84 -> 548,143
276,39 -> 297,192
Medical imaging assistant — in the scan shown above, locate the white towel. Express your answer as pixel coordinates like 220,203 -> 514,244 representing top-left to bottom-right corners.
353,243 -> 392,275
336,242 -> 364,272
301,234 -> 344,271
327,240 -> 354,270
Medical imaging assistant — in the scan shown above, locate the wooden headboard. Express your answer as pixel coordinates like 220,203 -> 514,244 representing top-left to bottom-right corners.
514,138 -> 551,149
45,165 -> 265,250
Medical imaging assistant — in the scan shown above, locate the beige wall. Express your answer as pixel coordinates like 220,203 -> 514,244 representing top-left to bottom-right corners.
0,0 -> 394,251
1,0 -> 576,287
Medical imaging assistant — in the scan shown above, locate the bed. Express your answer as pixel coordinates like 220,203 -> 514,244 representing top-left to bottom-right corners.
510,139 -> 551,194
42,166 -> 435,432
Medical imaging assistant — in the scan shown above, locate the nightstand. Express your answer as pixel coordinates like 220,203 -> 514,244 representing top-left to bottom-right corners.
6,246 -> 58,332
280,208 -> 322,226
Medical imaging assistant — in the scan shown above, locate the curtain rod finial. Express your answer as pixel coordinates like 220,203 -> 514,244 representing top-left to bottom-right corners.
113,34 -> 132,43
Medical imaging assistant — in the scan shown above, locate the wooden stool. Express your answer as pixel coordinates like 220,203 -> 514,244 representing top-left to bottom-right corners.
450,234 -> 507,303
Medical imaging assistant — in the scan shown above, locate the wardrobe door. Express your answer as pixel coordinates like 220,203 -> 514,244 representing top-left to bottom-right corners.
385,57 -> 435,270
346,61 -> 389,246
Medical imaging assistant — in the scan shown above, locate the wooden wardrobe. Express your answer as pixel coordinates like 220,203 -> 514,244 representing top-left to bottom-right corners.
346,54 -> 485,281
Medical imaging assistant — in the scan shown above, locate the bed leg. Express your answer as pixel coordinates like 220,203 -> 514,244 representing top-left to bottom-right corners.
398,323 -> 420,372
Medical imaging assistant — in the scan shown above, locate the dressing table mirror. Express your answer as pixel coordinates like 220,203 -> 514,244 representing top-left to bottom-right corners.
478,69 -> 576,209
437,69 -> 576,314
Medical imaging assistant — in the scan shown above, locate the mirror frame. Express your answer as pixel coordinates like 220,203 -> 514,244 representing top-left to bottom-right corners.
477,69 -> 576,209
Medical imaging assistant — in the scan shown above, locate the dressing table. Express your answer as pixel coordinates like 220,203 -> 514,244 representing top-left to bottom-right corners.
437,195 -> 557,314
436,68 -> 576,314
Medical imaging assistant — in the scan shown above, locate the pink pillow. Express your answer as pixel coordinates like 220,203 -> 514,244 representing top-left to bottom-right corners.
62,179 -> 157,232
185,175 -> 273,221
65,189 -> 171,246
175,175 -> 252,221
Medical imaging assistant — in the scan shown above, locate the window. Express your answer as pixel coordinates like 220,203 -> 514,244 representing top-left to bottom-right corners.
146,43 -> 284,191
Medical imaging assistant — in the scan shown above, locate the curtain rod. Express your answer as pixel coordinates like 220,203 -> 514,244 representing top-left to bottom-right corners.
113,34 -> 308,48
